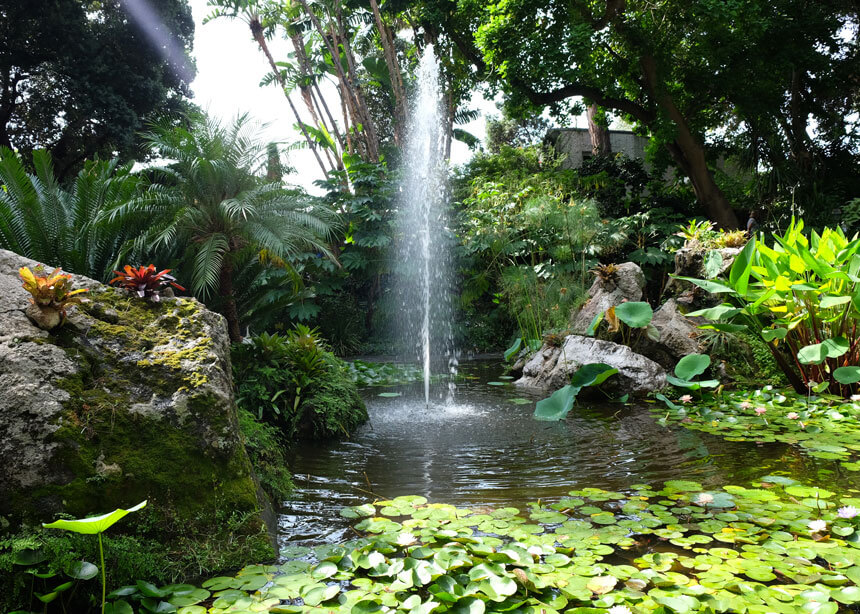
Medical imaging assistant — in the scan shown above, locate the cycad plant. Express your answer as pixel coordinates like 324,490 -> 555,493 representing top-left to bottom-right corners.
0,148 -> 143,281
114,112 -> 339,341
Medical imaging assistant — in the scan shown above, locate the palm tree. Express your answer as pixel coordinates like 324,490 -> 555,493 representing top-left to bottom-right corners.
0,147 -> 143,281
117,112 -> 339,341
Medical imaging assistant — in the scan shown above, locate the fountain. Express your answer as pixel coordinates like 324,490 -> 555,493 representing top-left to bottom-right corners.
397,46 -> 456,406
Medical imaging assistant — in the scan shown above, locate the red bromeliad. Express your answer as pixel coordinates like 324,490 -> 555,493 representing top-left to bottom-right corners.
109,265 -> 185,302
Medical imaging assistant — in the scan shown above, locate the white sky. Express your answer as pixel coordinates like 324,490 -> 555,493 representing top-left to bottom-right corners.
188,0 -> 495,193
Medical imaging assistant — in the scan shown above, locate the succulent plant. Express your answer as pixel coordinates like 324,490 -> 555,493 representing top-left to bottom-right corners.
109,264 -> 185,302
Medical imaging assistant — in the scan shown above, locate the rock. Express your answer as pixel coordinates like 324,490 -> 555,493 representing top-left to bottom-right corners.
638,299 -> 702,370
571,262 -> 646,334
667,246 -> 741,308
0,249 -> 276,561
515,335 -> 666,395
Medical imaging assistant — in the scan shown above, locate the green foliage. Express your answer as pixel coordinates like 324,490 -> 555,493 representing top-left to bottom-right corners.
238,409 -> 293,504
684,218 -> 860,396
124,112 -> 339,340
666,354 -> 720,391
96,482 -> 860,614
43,501 -> 146,613
346,361 -> 424,387
533,363 -> 618,421
656,385 -> 860,471
233,330 -> 367,440
0,148 -> 147,281
0,0 -> 195,178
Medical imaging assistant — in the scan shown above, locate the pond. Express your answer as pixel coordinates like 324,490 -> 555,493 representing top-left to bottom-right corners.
280,359 -> 849,550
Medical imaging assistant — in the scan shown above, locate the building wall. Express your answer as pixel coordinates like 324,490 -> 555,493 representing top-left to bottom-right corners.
547,129 -> 649,169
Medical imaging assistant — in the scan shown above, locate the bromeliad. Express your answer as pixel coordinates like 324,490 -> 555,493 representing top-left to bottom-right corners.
19,265 -> 88,329
109,264 -> 185,302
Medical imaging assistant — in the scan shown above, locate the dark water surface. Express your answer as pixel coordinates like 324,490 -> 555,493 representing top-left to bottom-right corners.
279,360 -> 848,550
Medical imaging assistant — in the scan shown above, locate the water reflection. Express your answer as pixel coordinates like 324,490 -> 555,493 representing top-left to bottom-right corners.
280,360 -> 843,549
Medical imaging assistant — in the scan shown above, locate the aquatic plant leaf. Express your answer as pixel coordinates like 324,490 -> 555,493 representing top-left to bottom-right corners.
674,354 -> 711,380
533,385 -> 579,421
43,501 -> 146,534
797,337 -> 849,364
835,366 -> 860,384
614,301 -> 653,328
510,398 -> 532,405
378,392 -> 402,397
569,363 -> 618,388
67,561 -> 98,580
504,338 -> 522,362
487,382 -> 508,386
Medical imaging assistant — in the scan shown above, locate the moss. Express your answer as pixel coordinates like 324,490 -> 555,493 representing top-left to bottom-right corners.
237,409 -> 293,504
8,285 -> 276,593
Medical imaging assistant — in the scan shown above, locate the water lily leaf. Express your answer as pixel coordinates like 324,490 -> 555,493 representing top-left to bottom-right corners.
674,354 -> 711,380
510,398 -> 532,405
43,501 -> 147,534
533,385 -> 579,421
487,382 -> 508,386
785,485 -> 834,499
585,575 -> 616,595
834,366 -> 860,384
13,548 -> 47,566
449,596 -> 485,614
67,561 -> 98,580
378,392 -> 402,397
352,600 -> 382,614
569,363 -> 618,388
614,301 -> 653,328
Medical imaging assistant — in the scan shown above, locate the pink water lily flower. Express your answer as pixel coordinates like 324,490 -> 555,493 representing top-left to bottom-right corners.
838,506 -> 859,519
787,412 -> 799,420
851,394 -> 860,402
739,401 -> 753,410
679,395 -> 693,404
754,407 -> 767,416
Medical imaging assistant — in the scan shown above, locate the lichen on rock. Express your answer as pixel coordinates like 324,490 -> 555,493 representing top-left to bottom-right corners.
0,249 -> 276,567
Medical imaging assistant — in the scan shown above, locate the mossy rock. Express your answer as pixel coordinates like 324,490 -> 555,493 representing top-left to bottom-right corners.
0,249 -> 276,570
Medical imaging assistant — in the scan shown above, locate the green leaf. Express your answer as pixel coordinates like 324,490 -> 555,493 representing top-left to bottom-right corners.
12,548 -> 47,566
504,338 -> 522,362
675,354 -> 711,380
43,501 -> 147,534
614,301 -> 653,328
67,561 -> 98,580
797,337 -> 849,364
569,363 -> 618,388
729,238 -> 756,296
703,249 -> 723,279
761,328 -> 788,342
673,276 -> 736,294
534,385 -> 580,421
820,296 -> 852,309
687,303 -> 740,320
834,366 -> 860,384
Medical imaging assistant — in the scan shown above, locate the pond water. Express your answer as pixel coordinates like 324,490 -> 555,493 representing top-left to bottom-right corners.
279,360 -> 847,550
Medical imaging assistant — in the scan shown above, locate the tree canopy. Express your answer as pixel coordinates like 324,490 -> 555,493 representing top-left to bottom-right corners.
0,0 -> 196,180
430,0 -> 859,227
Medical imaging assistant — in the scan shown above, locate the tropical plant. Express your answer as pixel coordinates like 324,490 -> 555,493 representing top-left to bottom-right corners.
587,301 -> 659,348
665,353 -> 720,391
19,265 -> 88,329
0,148 -> 144,281
109,265 -> 185,302
533,363 -> 618,421
115,112 -> 339,341
42,501 -> 147,614
680,218 -> 860,396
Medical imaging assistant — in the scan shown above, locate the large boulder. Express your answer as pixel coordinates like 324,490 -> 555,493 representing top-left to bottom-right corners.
638,298 -> 702,370
0,249 -> 276,561
571,262 -> 646,334
515,335 -> 666,395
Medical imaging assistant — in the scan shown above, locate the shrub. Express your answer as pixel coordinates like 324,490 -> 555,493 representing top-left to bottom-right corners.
681,218 -> 860,396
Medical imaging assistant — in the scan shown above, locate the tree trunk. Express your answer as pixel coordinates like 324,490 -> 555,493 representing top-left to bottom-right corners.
219,258 -> 242,343
369,0 -> 407,145
641,55 -> 739,230
249,16 -> 330,177
587,103 -> 611,155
